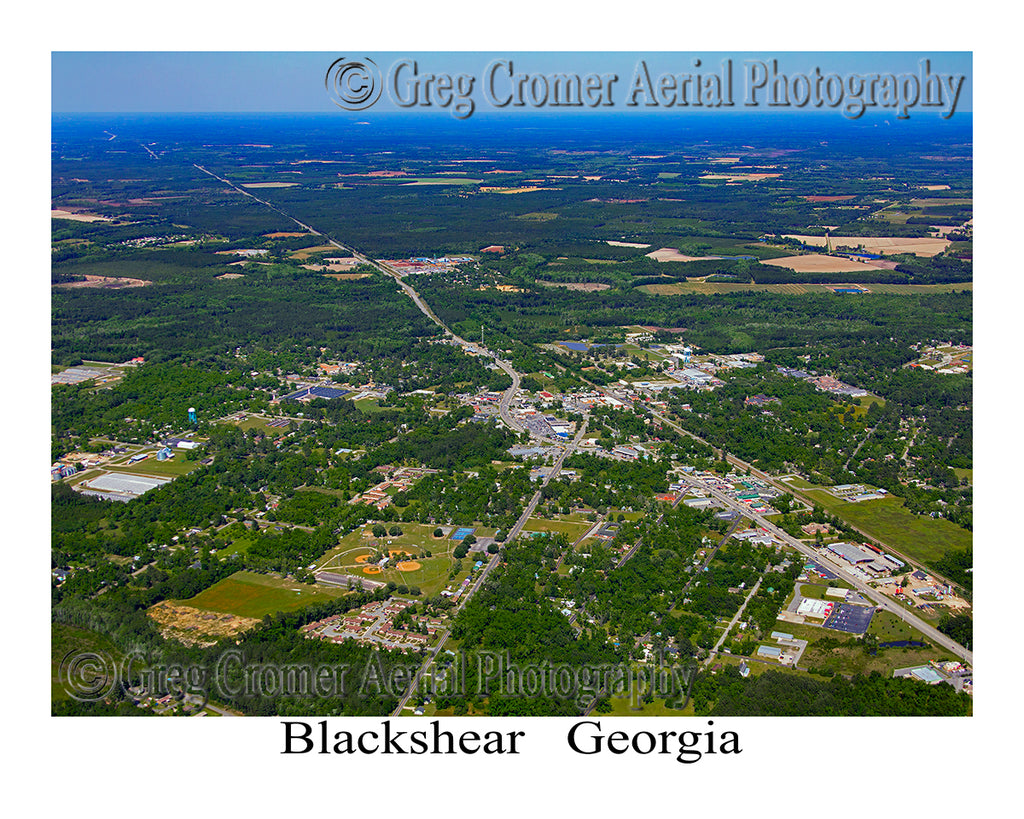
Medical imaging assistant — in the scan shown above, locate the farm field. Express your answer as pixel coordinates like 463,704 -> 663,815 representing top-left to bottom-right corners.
180,570 -> 350,619
401,177 -> 483,185
640,281 -> 973,296
781,235 -> 950,256
761,254 -> 890,273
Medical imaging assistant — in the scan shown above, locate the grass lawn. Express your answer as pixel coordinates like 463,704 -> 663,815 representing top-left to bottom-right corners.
867,609 -> 932,642
952,468 -> 973,484
523,516 -> 593,540
182,570 -> 350,619
106,456 -> 202,478
227,415 -> 300,433
804,489 -> 971,565
796,583 -> 831,600
710,652 -> 827,681
850,395 -> 886,416
353,397 -> 385,413
604,677 -> 694,716
213,536 -> 255,558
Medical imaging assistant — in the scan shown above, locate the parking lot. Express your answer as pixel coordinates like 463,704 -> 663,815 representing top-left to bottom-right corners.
824,603 -> 875,634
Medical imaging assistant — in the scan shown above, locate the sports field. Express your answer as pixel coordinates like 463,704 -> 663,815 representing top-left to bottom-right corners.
181,570 -> 349,619
314,523 -> 467,597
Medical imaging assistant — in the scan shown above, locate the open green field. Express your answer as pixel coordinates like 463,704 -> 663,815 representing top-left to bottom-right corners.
523,516 -> 594,541
215,538 -> 254,558
804,489 -> 971,565
605,679 -> 693,716
106,456 -> 202,478
352,397 -> 384,413
850,395 -> 886,416
225,415 -> 301,433
795,583 -> 833,600
641,281 -> 973,296
800,635 -> 954,678
867,609 -> 932,642
182,570 -> 349,619
953,468 -> 973,484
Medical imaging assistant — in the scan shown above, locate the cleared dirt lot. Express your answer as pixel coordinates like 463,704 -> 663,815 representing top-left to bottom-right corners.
51,209 -> 113,222
55,275 -> 152,288
645,247 -> 706,262
147,601 -> 259,647
537,280 -> 611,291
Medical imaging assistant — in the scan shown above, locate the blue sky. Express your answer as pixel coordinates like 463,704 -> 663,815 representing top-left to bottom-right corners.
52,52 -> 971,115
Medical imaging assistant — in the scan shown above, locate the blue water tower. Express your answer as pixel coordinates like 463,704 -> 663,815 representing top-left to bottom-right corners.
188,407 -> 197,424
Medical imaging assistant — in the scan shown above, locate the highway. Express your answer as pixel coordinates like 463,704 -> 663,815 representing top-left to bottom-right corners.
678,472 -> 973,665
196,163 -> 526,432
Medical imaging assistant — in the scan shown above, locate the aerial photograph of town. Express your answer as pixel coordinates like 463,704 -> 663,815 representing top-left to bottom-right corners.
50,50 -> 977,726
33,24 -> 1017,810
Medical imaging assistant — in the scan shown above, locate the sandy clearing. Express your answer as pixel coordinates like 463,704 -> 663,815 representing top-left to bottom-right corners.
55,275 -> 152,288
241,182 -> 298,188
761,254 -> 889,273
323,273 -> 372,280
645,247 -> 705,262
303,260 -> 358,272
263,231 -> 309,238
783,235 -> 950,257
51,209 -> 113,222
606,240 -> 650,248
802,195 -> 856,202
147,601 -> 259,647
537,281 -> 611,291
